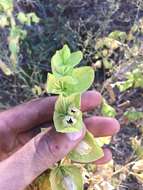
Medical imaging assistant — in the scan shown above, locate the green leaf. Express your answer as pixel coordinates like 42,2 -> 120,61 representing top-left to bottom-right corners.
51,50 -> 64,76
55,94 -> 81,111
46,73 -> 77,96
29,13 -> 40,23
66,51 -> 83,67
108,30 -> 127,42
96,37 -> 119,50
116,80 -> 133,92
132,69 -> 143,88
103,59 -> 113,69
116,68 -> 143,91
51,45 -> 71,77
8,27 -> 25,63
9,26 -> 27,39
0,15 -> 9,28
46,67 -> 94,96
95,137 -> 111,147
51,45 -> 83,77
131,24 -> 138,33
51,50 -> 72,77
50,165 -> 83,190
124,109 -> 143,122
54,94 -> 83,133
68,131 -> 104,163
61,44 -> 71,63
17,12 -> 40,25
9,38 -> 19,55
71,66 -> 94,94
0,60 -> 13,76
0,0 -> 13,13
17,12 -> 27,24
132,138 -> 143,159
101,99 -> 116,117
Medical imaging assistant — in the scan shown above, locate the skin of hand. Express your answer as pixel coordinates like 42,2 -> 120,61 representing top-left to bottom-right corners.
0,90 -> 120,190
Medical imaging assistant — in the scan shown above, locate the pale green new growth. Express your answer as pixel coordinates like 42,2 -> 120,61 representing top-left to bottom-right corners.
54,94 -> 83,133
47,66 -> 94,96
46,45 -> 95,132
47,74 -> 76,96
51,44 -> 83,77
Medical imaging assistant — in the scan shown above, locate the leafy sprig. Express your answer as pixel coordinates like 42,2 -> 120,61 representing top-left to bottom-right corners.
46,45 -> 104,190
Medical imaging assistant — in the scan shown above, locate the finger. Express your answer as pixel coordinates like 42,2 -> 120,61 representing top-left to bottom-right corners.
94,148 -> 112,165
19,127 -> 53,147
5,128 -> 85,189
84,116 -> 120,137
24,115 -> 119,143
23,115 -> 119,144
17,127 -> 41,146
81,90 -> 102,111
0,90 -> 102,133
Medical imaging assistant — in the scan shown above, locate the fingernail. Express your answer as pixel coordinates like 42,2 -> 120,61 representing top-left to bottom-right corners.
67,129 -> 83,141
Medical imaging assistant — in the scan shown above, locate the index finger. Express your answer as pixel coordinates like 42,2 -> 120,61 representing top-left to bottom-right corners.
0,90 -> 102,133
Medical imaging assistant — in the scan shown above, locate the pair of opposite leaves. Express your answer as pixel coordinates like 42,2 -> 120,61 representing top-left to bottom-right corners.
47,44 -> 94,97
46,45 -> 103,164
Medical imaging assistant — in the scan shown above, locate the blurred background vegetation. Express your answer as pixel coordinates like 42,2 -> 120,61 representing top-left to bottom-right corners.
0,0 -> 143,189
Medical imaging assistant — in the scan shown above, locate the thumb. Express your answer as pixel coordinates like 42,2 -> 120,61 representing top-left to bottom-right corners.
31,127 -> 85,171
2,128 -> 85,190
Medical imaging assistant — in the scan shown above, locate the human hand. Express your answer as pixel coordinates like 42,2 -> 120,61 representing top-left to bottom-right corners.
0,90 -> 120,190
